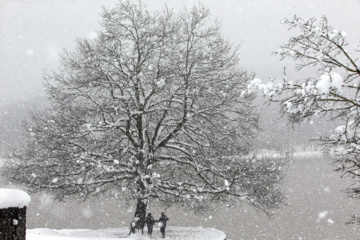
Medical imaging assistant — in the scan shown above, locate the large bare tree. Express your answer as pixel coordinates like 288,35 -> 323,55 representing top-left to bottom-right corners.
5,1 -> 284,223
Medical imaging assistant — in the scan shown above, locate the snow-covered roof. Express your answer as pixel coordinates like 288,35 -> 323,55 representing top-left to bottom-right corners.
0,188 -> 31,209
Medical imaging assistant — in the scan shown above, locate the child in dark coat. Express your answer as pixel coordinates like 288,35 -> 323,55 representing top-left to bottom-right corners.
145,212 -> 155,237
129,215 -> 144,235
157,212 -> 169,238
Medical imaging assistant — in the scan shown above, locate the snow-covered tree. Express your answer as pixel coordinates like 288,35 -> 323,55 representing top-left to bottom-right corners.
4,1 -> 284,221
245,15 -> 360,223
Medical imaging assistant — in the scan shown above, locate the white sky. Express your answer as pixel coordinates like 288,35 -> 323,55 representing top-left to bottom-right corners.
1,0 -> 360,104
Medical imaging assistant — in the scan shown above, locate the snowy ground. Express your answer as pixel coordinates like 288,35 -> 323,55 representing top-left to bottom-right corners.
27,227 -> 226,240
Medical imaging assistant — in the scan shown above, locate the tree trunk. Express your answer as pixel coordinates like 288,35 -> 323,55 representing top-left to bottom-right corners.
134,197 -> 147,225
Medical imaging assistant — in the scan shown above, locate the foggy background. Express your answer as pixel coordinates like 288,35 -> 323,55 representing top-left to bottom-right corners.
1,0 -> 360,151
1,0 -> 360,239
2,0 -> 360,103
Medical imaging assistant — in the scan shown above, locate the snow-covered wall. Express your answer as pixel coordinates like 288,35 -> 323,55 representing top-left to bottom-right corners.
0,188 -> 31,209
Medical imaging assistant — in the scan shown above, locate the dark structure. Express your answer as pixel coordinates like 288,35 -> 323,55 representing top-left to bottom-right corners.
0,206 -> 27,240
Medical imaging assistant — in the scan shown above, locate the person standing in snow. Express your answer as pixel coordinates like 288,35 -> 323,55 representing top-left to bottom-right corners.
129,215 -> 144,235
157,212 -> 169,238
129,217 -> 137,235
145,212 -> 155,237
135,215 -> 145,234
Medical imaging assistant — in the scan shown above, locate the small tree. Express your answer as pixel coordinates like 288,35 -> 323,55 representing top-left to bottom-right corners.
246,15 -> 360,223
5,1 -> 284,221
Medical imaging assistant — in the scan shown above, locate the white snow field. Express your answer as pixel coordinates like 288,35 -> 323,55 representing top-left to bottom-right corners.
27,227 -> 226,240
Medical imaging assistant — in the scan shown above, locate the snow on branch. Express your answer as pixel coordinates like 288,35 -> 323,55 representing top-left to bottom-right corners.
243,15 -> 360,216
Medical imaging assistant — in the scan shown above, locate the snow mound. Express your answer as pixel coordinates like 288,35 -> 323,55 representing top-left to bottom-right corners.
0,188 -> 31,209
27,227 -> 226,240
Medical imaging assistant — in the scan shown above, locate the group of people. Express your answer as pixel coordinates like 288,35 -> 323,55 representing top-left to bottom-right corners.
129,212 -> 169,238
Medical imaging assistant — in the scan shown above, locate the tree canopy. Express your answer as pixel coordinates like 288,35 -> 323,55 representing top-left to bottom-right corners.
4,1 -> 284,220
